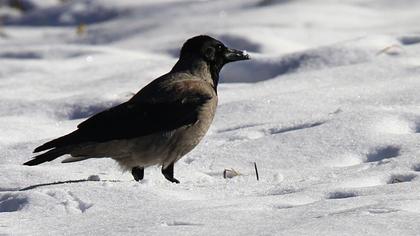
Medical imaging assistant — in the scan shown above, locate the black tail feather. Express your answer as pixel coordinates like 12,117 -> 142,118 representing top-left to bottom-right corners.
24,148 -> 68,166
34,131 -> 79,153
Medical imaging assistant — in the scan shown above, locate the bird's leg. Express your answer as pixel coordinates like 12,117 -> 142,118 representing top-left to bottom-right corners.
161,162 -> 180,183
131,166 -> 144,181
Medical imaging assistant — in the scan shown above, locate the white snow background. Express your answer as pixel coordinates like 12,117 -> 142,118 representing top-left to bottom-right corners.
1,0 -> 420,235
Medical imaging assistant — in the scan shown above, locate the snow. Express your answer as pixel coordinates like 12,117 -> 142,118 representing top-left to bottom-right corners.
1,0 -> 420,235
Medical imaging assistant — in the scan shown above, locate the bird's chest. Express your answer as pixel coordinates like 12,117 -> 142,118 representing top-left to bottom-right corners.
196,96 -> 218,135
172,97 -> 218,154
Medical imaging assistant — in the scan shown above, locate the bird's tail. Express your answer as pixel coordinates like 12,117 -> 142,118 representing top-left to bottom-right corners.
33,131 -> 79,153
24,148 -> 68,166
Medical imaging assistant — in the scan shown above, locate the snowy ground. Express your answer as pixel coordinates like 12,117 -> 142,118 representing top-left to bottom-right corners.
1,0 -> 420,235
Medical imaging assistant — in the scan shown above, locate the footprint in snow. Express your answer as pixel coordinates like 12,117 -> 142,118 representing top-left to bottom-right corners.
399,35 -> 420,45
0,193 -> 28,213
266,187 -> 301,196
0,52 -> 42,60
162,221 -> 203,227
387,174 -> 417,184
268,121 -> 325,135
272,203 -> 295,210
413,119 -> 420,133
412,163 -> 420,172
326,191 -> 358,200
218,120 -> 326,142
217,123 -> 263,133
366,207 -> 399,214
46,190 -> 93,214
217,123 -> 266,141
339,173 -> 416,189
365,145 -> 400,163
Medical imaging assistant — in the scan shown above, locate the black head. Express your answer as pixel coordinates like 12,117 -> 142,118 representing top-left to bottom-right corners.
176,35 -> 250,89
180,35 -> 250,65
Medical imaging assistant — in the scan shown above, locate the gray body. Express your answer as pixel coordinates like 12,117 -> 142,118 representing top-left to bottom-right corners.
65,73 -> 217,170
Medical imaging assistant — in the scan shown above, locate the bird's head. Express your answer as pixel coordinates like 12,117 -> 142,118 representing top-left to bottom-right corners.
180,35 -> 250,65
174,35 -> 250,89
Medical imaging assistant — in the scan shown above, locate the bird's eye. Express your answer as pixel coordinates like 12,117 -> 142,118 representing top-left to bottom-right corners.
204,47 -> 215,60
217,45 -> 223,50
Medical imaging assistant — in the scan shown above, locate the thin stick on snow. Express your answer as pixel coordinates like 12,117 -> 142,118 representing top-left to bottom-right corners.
19,178 -> 121,191
254,162 -> 259,181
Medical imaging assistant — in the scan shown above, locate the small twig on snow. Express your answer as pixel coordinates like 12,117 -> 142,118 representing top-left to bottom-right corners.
254,162 -> 259,181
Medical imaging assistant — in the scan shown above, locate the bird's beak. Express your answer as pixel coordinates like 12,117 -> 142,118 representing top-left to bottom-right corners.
224,48 -> 250,62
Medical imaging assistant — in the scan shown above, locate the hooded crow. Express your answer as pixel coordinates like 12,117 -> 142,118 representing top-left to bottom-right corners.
24,35 -> 250,183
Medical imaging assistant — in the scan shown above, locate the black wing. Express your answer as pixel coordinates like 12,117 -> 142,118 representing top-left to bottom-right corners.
34,94 -> 211,153
78,96 -> 210,141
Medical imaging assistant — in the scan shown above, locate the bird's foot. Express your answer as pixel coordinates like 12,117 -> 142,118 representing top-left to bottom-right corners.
162,162 -> 180,184
164,176 -> 180,184
131,166 -> 144,181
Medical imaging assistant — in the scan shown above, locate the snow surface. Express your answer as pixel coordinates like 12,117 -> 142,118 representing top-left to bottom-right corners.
1,0 -> 420,235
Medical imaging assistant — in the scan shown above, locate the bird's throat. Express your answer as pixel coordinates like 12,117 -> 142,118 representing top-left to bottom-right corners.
171,58 -> 220,92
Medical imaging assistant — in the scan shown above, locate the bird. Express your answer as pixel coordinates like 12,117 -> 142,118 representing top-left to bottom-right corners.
23,35 -> 250,183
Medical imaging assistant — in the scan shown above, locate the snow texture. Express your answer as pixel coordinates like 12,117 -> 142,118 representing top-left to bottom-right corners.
1,0 -> 420,235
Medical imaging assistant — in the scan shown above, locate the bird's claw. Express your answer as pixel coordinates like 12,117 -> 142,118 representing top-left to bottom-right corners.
132,166 -> 144,182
